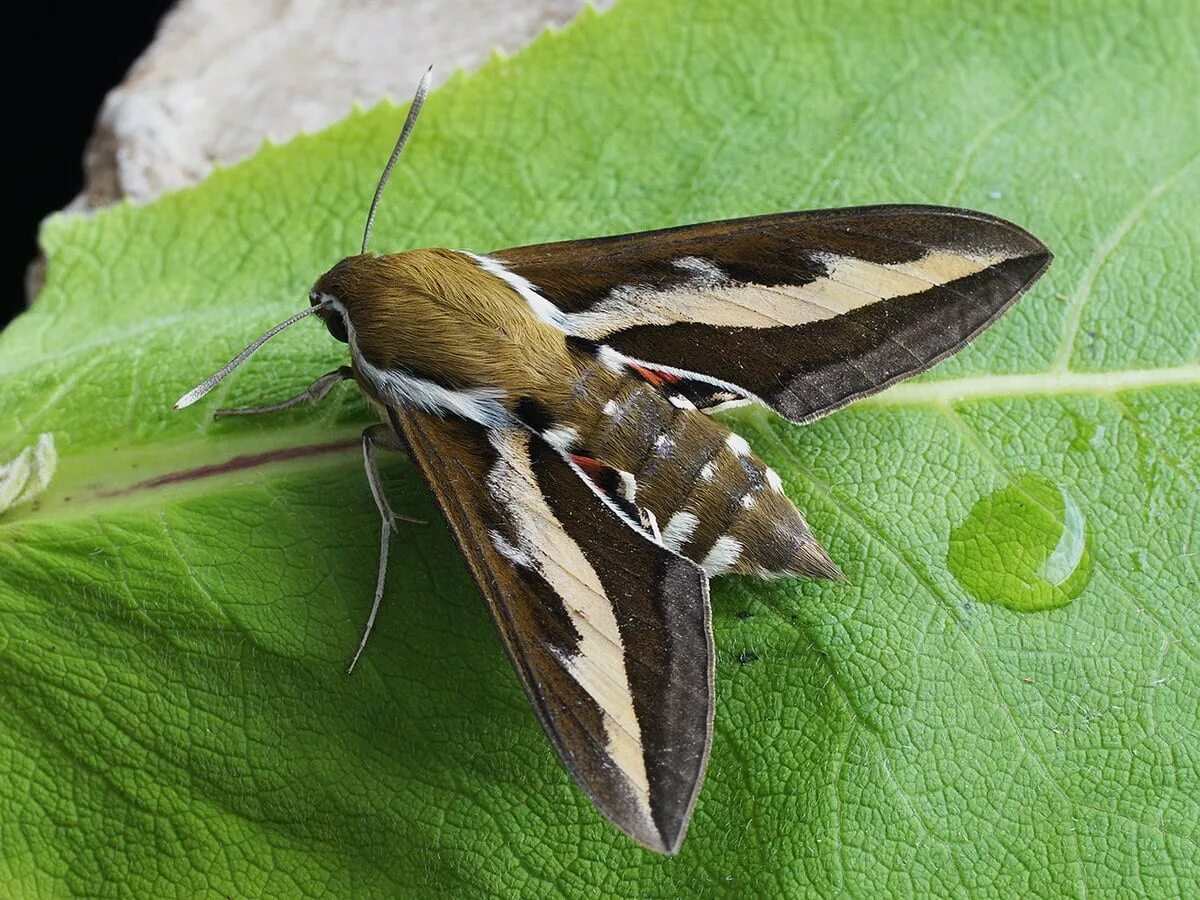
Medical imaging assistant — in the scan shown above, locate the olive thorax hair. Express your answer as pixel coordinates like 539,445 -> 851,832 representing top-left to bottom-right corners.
311,249 -> 575,404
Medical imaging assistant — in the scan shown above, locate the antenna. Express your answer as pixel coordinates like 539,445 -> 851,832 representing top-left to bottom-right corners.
176,69 -> 434,412
361,65 -> 433,254
174,305 -> 322,409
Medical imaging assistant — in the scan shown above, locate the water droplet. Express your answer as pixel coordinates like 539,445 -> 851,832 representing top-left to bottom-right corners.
947,475 -> 1091,611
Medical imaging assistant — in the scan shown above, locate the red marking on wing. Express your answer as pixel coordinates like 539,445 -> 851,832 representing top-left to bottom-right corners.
628,362 -> 682,387
569,453 -> 607,480
569,453 -> 622,501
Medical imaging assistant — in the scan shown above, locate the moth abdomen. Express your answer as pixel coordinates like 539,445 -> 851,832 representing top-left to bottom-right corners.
655,426 -> 840,579
553,358 -> 840,579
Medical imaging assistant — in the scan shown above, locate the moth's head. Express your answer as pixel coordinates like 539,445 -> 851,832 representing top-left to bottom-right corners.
309,255 -> 370,344
308,252 -> 440,351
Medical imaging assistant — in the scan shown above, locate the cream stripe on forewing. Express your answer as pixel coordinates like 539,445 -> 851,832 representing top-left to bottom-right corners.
556,248 -> 1012,339
813,249 -> 1010,304
485,429 -> 653,804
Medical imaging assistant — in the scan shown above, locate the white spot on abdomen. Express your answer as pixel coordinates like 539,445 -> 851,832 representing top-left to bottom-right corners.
765,468 -> 785,493
726,432 -> 752,457
660,511 -> 700,552
701,535 -> 743,576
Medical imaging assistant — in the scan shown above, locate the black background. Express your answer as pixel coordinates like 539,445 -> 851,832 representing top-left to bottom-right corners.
7,2 -> 172,329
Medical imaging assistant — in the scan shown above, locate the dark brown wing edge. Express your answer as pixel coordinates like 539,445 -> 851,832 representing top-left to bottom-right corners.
386,406 -> 714,854
495,204 -> 1053,424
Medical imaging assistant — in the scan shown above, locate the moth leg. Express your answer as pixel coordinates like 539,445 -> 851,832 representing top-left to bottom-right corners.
361,423 -> 423,527
347,423 -> 424,674
213,366 -> 353,417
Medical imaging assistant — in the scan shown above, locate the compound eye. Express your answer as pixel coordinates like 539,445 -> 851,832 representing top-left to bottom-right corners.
324,310 -> 349,343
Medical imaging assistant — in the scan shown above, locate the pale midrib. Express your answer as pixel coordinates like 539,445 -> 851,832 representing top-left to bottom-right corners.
863,364 -> 1199,406
2,364 -> 1196,528
1,424 -> 365,529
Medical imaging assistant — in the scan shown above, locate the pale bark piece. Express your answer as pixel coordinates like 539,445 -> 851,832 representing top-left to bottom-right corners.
81,0 -> 613,208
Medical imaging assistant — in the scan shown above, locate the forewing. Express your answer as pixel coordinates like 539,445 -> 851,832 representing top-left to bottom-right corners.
493,205 -> 1052,422
387,407 -> 713,854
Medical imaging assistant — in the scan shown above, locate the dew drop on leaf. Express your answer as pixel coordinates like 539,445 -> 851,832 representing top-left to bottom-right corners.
947,474 -> 1091,611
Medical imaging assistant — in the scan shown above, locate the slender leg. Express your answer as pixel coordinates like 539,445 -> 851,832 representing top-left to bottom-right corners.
347,423 -> 424,674
361,423 -> 424,528
213,366 -> 353,417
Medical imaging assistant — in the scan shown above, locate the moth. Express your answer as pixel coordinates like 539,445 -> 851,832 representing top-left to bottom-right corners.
176,69 -> 1052,854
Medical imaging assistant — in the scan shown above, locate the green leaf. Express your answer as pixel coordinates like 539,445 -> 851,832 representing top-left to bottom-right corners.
2,0 -> 1197,894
